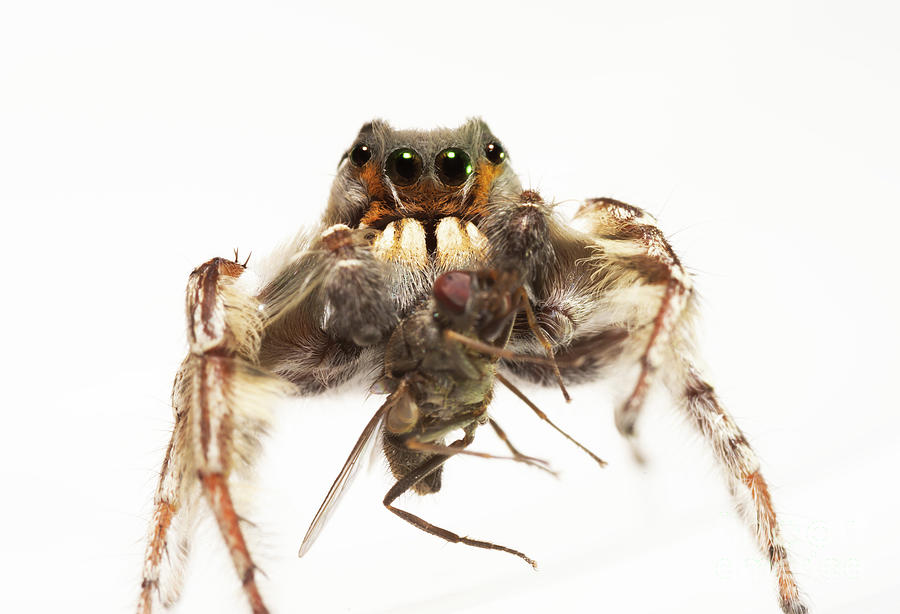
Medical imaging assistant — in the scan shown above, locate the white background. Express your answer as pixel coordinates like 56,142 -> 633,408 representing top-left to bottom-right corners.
2,1 -> 898,613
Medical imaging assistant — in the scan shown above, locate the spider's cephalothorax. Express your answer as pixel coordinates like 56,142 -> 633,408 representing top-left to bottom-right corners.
138,119 -> 808,614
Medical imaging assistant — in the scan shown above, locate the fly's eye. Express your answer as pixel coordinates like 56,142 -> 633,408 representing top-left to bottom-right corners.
348,144 -> 372,167
484,142 -> 506,165
435,148 -> 473,186
433,271 -> 471,314
385,148 -> 424,186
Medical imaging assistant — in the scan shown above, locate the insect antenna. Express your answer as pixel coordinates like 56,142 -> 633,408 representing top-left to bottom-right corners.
495,372 -> 606,468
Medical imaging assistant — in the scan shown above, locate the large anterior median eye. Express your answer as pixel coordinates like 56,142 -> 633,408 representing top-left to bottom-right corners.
435,148 -> 473,186
385,148 -> 424,186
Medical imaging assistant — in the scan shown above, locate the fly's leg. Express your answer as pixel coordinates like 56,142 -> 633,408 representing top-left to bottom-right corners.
495,372 -> 607,467
383,428 -> 538,568
402,437 -> 553,472
487,418 -> 558,478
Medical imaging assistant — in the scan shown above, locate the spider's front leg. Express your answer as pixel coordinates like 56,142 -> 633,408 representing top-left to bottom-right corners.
487,193 -> 691,436
139,257 -> 291,614
141,223 -> 403,613
484,193 -> 807,614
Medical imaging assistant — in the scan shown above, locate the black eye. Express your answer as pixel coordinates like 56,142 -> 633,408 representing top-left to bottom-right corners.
386,148 -> 424,186
435,148 -> 473,186
484,142 -> 506,165
349,144 -> 372,167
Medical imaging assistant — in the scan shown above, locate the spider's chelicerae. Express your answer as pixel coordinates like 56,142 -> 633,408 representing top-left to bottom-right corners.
138,119 -> 807,614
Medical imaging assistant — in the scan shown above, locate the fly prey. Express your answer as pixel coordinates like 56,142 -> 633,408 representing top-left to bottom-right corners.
298,269 -> 606,566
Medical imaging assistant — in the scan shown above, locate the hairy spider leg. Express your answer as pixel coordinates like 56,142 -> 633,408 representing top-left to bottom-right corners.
615,277 -> 689,434
485,193 -> 805,614
139,258 -> 287,614
138,415 -> 187,614
569,198 -> 693,440
672,361 -> 808,614
200,472 -> 268,614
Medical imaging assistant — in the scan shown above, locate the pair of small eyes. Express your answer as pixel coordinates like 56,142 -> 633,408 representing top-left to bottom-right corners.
348,142 -> 506,186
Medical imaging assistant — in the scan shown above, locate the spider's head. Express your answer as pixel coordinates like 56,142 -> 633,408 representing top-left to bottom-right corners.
325,118 -> 522,229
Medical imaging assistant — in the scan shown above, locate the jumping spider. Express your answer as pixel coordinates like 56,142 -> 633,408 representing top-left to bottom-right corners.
138,119 -> 807,614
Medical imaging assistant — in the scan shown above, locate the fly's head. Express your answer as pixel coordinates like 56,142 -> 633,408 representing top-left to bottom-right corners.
433,269 -> 522,344
324,119 -> 522,230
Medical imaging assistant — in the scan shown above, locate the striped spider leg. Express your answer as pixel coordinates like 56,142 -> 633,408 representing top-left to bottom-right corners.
484,194 -> 807,614
137,227 -> 404,614
138,257 -> 291,614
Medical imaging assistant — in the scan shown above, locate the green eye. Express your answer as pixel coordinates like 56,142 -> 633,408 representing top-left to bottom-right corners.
435,148 -> 473,186
386,148 -> 424,186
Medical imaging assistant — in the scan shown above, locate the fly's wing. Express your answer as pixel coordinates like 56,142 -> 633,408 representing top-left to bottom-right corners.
298,402 -> 388,557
